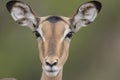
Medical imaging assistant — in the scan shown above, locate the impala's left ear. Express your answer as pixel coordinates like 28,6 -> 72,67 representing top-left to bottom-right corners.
70,1 -> 102,32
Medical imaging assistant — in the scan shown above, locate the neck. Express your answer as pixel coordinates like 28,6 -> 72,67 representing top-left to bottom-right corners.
41,70 -> 63,80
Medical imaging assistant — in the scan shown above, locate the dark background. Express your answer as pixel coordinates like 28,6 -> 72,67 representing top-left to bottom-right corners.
0,0 -> 120,80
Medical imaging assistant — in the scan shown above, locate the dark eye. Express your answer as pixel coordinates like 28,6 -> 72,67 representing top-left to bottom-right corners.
33,31 -> 41,38
65,32 -> 74,39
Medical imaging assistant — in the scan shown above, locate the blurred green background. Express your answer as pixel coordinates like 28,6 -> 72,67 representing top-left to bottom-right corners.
0,0 -> 120,80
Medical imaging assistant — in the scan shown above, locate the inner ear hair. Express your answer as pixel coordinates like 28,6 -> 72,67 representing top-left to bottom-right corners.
6,0 -> 25,13
6,0 -> 40,30
70,1 -> 102,32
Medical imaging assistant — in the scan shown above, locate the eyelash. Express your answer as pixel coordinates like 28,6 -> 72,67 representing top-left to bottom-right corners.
65,32 -> 74,39
33,31 -> 41,38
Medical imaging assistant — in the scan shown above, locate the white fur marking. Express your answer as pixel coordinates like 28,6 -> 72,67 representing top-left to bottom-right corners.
60,25 -> 71,43
37,24 -> 45,41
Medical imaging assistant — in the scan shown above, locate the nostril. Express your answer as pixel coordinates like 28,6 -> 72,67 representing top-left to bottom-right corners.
52,62 -> 57,66
45,61 -> 58,67
46,62 -> 51,66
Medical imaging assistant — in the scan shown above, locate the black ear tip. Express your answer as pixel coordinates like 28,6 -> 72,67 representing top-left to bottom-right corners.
6,0 -> 15,12
6,0 -> 16,12
89,1 -> 102,12
6,0 -> 21,13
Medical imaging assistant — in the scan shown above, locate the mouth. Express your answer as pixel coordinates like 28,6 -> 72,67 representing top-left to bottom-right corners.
47,70 -> 57,72
45,69 -> 59,77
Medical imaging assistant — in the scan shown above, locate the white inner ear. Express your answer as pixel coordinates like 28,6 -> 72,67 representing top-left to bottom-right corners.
10,3 -> 37,28
11,7 -> 36,22
80,8 -> 97,22
71,2 -> 100,32
11,7 -> 25,21
73,3 -> 98,27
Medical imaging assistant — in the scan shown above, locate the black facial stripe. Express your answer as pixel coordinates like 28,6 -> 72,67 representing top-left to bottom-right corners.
33,31 -> 41,38
46,16 -> 63,23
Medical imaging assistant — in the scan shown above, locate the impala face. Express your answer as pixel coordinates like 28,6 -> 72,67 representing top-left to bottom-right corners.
6,0 -> 102,77
37,16 -> 71,76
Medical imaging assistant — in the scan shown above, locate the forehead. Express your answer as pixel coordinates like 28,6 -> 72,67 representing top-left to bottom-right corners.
40,16 -> 70,25
39,16 -> 70,39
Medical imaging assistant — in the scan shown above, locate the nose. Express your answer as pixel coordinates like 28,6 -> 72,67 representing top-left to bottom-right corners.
45,59 -> 58,67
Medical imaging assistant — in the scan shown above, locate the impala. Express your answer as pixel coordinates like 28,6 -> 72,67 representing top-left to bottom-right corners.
6,0 -> 102,80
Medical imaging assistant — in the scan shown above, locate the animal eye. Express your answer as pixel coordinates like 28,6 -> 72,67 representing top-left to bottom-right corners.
33,31 -> 41,38
65,32 -> 73,39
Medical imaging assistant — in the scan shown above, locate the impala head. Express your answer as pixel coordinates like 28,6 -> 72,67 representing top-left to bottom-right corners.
6,0 -> 102,77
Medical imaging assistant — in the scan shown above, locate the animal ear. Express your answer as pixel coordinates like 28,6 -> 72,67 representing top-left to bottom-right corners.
70,1 -> 102,32
6,0 -> 39,31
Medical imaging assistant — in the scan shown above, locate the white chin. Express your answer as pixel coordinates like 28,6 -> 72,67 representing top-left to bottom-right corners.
45,71 -> 59,77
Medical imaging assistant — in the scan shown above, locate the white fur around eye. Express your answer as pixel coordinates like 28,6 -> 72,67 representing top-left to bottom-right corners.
60,25 -> 71,43
37,24 -> 46,42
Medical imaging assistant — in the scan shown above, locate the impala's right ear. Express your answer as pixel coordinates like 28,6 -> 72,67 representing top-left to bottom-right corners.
6,0 -> 39,31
